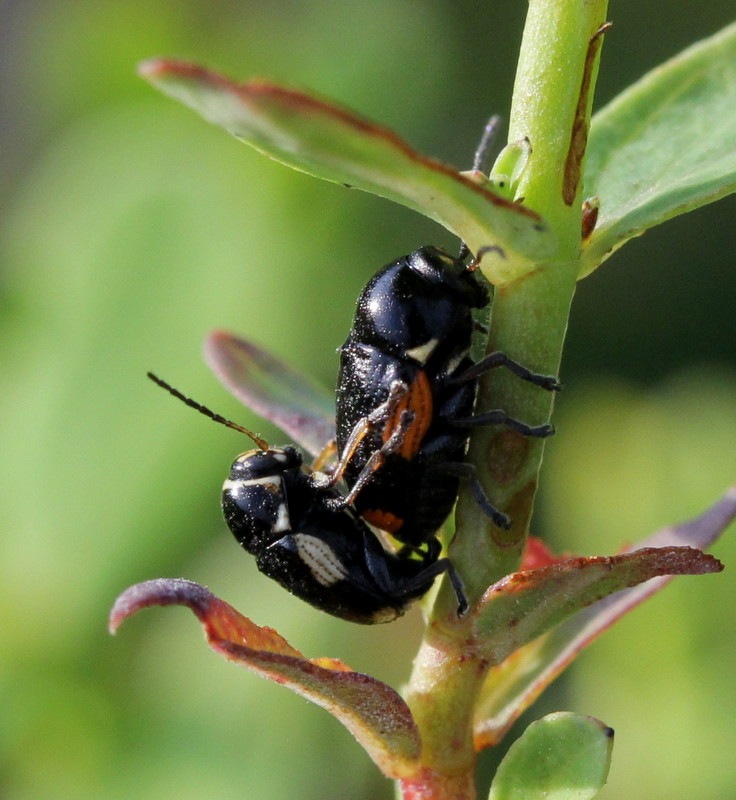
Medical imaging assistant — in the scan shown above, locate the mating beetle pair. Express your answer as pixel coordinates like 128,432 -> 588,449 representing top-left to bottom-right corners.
150,372 -> 461,624
150,244 -> 558,623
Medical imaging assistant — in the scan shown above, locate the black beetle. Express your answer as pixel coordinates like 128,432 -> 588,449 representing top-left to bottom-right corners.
328,245 -> 560,550
147,373 -> 466,623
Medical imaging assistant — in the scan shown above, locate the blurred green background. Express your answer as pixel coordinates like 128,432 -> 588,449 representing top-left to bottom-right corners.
1,2 -> 734,798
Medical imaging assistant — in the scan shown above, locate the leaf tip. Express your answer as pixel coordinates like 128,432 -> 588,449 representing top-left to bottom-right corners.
108,578 -> 211,634
137,57 -> 168,81
665,546 -> 724,575
137,57 -> 213,87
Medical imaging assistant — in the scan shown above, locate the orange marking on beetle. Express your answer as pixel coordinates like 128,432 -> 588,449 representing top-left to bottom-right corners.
363,508 -> 404,534
383,372 -> 433,459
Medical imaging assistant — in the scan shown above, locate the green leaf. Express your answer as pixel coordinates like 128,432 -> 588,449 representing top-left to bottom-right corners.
582,21 -> 736,275
138,58 -> 557,284
109,579 -> 421,779
488,712 -> 613,800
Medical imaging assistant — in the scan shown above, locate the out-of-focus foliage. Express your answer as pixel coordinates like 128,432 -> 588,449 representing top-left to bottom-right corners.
0,2 -> 734,799
541,374 -> 736,800
582,21 -> 736,274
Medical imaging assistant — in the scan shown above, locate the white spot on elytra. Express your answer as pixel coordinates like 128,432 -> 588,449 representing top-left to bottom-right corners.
272,501 -> 291,533
444,348 -> 469,377
292,534 -> 348,586
405,337 -> 439,364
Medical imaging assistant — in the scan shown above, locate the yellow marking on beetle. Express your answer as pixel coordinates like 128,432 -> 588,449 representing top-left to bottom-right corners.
235,449 -> 262,462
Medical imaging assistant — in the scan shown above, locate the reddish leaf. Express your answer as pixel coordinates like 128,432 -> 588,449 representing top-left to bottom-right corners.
473,486 -> 735,748
519,536 -> 572,570
473,546 -> 722,657
204,330 -> 335,456
110,579 -> 421,777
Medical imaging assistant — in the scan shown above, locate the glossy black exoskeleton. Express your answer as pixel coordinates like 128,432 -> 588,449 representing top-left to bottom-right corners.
330,245 -> 560,548
147,373 -> 465,624
222,445 -> 464,623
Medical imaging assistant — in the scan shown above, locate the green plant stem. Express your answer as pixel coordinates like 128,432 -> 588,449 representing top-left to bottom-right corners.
454,264 -> 576,596
509,0 -> 609,227
403,1 -> 609,796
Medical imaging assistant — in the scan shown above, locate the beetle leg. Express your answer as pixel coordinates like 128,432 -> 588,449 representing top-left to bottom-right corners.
420,539 -> 468,615
449,351 -> 561,391
452,409 -> 555,438
362,533 -> 468,616
405,555 -> 468,616
324,407 -> 415,509
438,461 -> 512,530
311,438 -> 338,473
314,380 -> 409,491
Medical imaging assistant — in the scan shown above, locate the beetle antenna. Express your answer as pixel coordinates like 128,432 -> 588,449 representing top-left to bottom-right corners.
466,244 -> 505,272
471,113 -> 501,174
147,372 -> 270,451
458,115 -> 503,262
